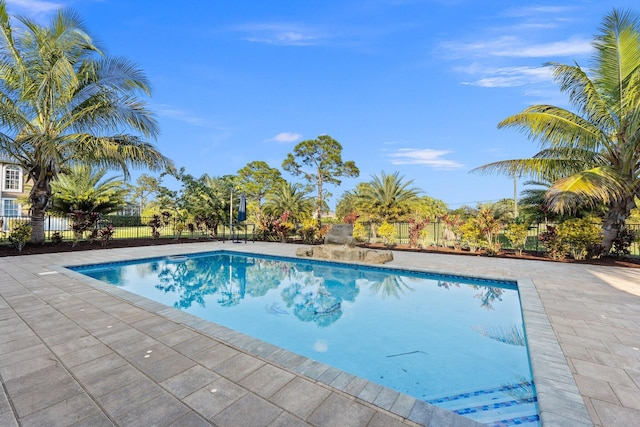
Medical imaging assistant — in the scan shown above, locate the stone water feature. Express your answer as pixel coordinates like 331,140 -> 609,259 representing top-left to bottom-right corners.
295,224 -> 393,264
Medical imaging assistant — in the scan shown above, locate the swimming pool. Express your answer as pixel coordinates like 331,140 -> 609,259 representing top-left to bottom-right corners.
71,250 -> 540,426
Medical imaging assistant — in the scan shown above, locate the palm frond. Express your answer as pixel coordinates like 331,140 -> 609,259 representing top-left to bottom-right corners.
594,9 -> 640,108
548,63 -> 615,132
547,166 -> 630,213
472,157 -> 585,182
498,105 -> 606,151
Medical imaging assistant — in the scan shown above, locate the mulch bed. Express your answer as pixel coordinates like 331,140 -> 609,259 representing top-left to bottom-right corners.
357,243 -> 640,269
1,238 -> 639,268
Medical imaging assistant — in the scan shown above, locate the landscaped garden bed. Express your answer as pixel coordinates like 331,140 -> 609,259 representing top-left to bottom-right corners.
1,237 -> 639,268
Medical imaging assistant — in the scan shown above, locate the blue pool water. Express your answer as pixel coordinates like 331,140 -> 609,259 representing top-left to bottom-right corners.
70,251 -> 540,426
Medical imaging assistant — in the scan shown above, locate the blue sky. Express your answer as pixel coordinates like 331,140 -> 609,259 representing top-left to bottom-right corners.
7,0 -> 638,209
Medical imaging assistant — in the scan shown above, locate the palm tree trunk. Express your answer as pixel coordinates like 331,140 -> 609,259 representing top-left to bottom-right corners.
29,178 -> 51,244
601,198 -> 635,253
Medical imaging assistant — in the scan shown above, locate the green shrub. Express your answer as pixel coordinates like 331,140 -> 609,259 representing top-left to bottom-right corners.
557,217 -> 603,260
538,225 -> 569,260
9,222 -> 31,252
299,218 -> 321,244
408,218 -> 429,248
474,208 -> 503,255
504,222 -> 530,256
377,222 -> 397,246
459,221 -> 482,252
353,222 -> 367,241
610,228 -> 637,257
98,224 -> 115,246
50,231 -> 64,245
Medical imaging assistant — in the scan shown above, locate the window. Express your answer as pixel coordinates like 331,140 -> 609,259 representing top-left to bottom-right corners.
3,199 -> 20,217
4,165 -> 22,191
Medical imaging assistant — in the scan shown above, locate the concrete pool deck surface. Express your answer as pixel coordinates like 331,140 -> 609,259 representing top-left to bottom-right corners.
0,242 -> 636,426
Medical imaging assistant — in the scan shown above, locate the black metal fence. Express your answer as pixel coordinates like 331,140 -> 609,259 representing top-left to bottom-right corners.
357,220 -> 640,256
0,215 -> 256,243
1,215 -> 638,257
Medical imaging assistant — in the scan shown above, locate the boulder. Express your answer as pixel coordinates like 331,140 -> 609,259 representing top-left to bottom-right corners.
296,245 -> 393,264
324,224 -> 355,247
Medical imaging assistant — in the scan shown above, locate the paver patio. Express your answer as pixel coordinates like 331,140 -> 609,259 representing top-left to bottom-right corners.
0,241 -> 638,426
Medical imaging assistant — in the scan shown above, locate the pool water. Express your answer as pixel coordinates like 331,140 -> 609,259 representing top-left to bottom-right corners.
71,251 -> 540,426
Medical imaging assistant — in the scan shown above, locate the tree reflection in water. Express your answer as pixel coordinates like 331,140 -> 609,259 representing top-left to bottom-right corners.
152,255 -> 508,328
280,264 -> 359,327
438,281 -> 504,310
367,274 -> 415,299
155,256 -> 228,309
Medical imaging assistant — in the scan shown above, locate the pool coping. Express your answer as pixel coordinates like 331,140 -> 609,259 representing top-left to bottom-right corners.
54,244 -> 591,426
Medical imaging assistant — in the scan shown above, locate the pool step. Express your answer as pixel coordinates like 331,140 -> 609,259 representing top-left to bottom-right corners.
426,382 -> 540,426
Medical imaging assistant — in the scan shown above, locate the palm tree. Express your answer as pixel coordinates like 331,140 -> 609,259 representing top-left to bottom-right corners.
473,9 -> 640,253
356,171 -> 420,223
0,4 -> 171,242
263,181 -> 314,223
49,164 -> 127,216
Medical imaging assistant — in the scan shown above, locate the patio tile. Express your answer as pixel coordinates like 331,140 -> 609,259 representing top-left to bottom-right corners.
592,399 -> 640,427
573,374 -> 620,404
238,363 -> 295,398
183,377 -> 247,420
306,393 -> 375,427
191,343 -> 239,369
161,365 -> 220,398
368,412 -> 413,427
68,413 -> 115,427
11,374 -> 83,418
167,411 -> 213,427
57,343 -> 113,368
95,378 -> 164,418
212,393 -> 282,427
572,359 -> 636,387
611,384 -> 640,411
172,334 -> 218,356
0,343 -> 50,368
18,393 -> 102,427
270,377 -> 331,420
208,351 -> 264,381
135,352 -> 197,383
81,364 -> 145,397
0,412 -> 18,427
0,355 -> 59,382
71,353 -> 128,382
50,334 -> 101,356
4,364 -> 71,397
269,412 -> 311,427
131,316 -> 184,338
156,327 -> 201,347
116,392 -> 190,427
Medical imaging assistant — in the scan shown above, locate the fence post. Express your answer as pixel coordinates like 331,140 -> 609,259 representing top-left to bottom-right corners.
535,217 -> 540,253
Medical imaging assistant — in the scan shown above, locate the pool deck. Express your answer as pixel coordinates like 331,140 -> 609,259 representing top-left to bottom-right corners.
0,242 -> 638,426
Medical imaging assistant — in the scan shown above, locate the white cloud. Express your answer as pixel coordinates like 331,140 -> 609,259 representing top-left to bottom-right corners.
493,37 -> 592,58
155,105 -> 207,126
503,5 -> 573,19
388,148 -> 463,169
267,132 -> 302,143
6,0 -> 61,15
444,35 -> 592,59
235,23 -> 321,46
458,65 -> 554,88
